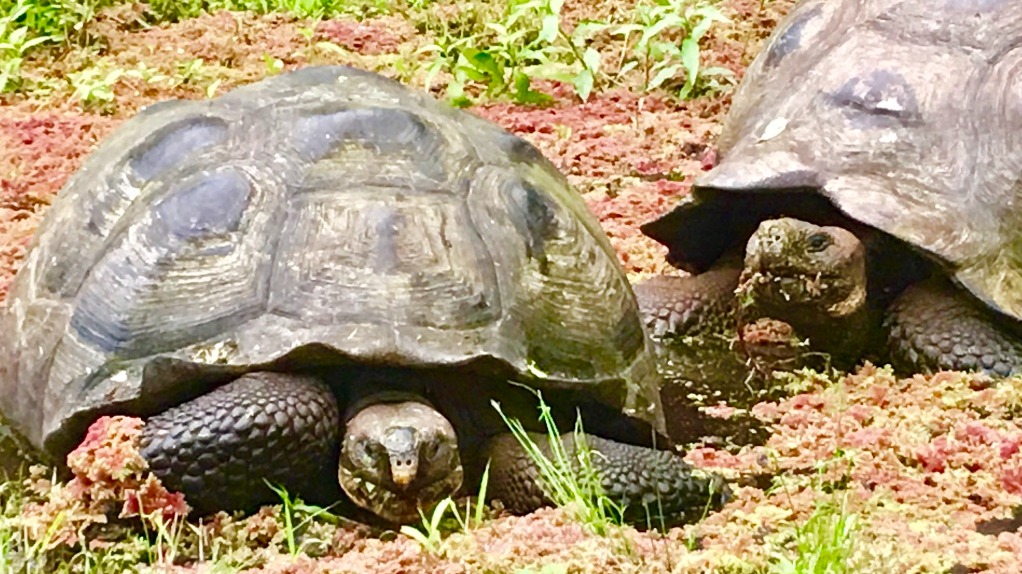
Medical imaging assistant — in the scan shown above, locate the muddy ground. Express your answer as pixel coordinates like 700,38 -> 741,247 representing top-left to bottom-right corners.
2,0 -> 1022,572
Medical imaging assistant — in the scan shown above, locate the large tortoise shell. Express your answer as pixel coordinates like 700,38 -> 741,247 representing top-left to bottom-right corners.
0,66 -> 661,456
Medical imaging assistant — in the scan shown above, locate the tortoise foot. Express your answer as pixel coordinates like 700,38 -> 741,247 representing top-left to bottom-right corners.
139,372 -> 341,514
885,277 -> 1022,377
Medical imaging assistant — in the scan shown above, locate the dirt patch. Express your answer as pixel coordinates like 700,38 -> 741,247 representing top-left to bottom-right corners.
315,16 -> 418,55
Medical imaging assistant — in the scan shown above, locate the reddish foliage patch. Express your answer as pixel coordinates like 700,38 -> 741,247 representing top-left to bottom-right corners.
19,416 -> 188,547
120,474 -> 190,521
104,11 -> 308,75
315,16 -> 416,54
67,415 -> 147,483
67,415 -> 189,520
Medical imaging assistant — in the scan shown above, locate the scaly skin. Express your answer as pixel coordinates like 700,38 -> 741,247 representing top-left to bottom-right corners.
138,371 -> 731,526
483,432 -> 730,528
139,372 -> 342,514
885,277 -> 1022,377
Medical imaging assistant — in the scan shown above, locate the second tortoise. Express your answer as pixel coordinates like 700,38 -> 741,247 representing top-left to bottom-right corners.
641,0 -> 1022,378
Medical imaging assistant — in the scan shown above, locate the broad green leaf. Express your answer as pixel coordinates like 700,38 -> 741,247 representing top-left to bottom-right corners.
690,15 -> 720,42
641,14 -> 682,45
539,13 -> 559,43
680,36 -> 700,86
8,27 -> 27,46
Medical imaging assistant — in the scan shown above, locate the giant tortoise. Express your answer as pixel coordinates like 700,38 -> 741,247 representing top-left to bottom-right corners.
641,0 -> 1022,377
0,66 -> 729,525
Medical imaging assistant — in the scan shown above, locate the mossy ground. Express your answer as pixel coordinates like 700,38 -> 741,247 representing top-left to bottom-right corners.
2,0 -> 1022,572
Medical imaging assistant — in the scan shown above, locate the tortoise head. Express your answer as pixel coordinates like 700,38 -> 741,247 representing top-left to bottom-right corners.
338,400 -> 462,524
737,217 -> 868,339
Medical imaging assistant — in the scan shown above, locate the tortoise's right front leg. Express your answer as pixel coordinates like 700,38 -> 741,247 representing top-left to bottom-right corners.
139,372 -> 341,514
632,267 -> 740,339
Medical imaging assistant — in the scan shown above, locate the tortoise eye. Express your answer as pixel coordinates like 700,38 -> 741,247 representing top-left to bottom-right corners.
423,440 -> 441,460
806,233 -> 831,253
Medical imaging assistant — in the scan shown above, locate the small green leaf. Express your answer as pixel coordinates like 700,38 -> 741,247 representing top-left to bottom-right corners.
446,77 -> 472,107
539,14 -> 559,43
263,55 -> 284,74
648,63 -> 680,90
680,36 -> 700,95
8,27 -> 27,46
641,14 -> 681,44
205,78 -> 222,99
572,68 -> 594,102
20,34 -> 53,52
456,49 -> 503,88
689,13 -> 720,43
466,48 -> 503,81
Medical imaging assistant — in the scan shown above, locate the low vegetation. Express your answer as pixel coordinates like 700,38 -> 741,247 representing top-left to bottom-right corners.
1,0 -> 733,107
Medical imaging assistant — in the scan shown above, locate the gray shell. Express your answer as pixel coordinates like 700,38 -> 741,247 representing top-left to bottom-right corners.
0,66 -> 661,456
643,0 -> 1022,320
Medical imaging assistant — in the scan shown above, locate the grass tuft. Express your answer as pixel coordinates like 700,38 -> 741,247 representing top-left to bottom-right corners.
266,481 -> 340,558
769,494 -> 859,574
492,385 -> 624,536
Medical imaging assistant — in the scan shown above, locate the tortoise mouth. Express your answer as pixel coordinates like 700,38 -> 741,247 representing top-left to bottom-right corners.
738,266 -> 867,324
740,269 -> 843,302
753,267 -> 841,282
338,464 -> 464,524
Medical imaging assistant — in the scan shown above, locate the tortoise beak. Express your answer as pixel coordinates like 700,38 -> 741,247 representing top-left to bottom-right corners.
383,426 -> 419,489
390,462 -> 417,488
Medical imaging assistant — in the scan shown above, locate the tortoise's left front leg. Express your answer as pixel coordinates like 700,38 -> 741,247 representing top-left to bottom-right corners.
884,277 -> 1022,377
482,433 -> 730,528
